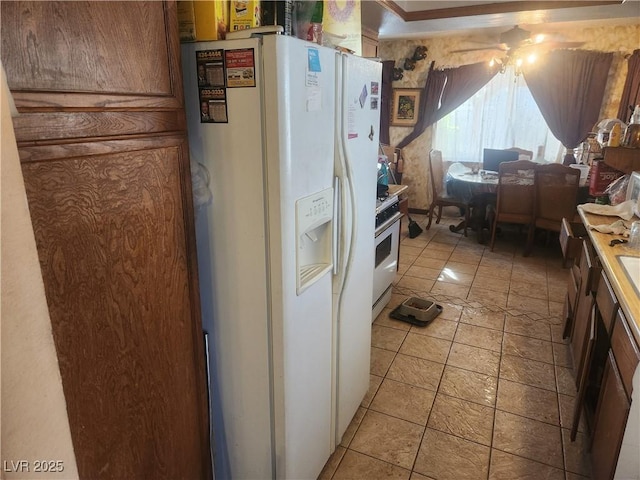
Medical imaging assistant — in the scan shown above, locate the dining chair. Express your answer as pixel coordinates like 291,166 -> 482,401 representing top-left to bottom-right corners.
505,147 -> 534,160
527,163 -> 581,255
427,149 -> 470,236
489,159 -> 537,253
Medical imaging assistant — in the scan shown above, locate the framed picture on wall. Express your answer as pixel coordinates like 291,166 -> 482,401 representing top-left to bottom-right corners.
391,88 -> 421,127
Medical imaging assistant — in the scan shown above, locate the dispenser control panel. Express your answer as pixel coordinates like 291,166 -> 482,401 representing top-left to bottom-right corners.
295,187 -> 334,295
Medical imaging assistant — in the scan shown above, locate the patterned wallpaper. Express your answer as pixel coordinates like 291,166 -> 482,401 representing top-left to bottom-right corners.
379,23 -> 640,210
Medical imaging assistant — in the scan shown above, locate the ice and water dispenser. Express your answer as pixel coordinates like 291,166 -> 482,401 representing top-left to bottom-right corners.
295,187 -> 333,295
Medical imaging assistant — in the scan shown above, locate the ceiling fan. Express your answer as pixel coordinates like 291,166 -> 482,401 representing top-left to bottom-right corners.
450,25 -> 584,54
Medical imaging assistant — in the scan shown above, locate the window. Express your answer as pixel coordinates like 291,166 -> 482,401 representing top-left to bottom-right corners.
434,65 -> 563,164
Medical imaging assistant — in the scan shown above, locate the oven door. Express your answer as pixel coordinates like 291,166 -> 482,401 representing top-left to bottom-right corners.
373,212 -> 401,306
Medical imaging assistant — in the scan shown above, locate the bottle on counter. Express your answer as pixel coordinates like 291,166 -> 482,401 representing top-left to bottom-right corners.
609,122 -> 622,147
622,105 -> 640,148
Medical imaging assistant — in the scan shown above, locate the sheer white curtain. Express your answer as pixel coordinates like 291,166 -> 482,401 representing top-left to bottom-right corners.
434,65 -> 563,164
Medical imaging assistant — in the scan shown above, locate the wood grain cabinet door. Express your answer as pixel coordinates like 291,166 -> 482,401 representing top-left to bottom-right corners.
1,2 -> 211,479
590,351 -> 630,480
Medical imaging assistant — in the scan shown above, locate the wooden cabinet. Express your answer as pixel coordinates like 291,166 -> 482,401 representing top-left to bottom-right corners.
610,310 -> 640,397
590,351 -> 631,480
1,2 -> 211,479
361,26 -> 379,58
602,146 -> 640,173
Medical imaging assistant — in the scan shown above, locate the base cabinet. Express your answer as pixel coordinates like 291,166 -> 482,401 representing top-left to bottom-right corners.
590,351 -> 631,480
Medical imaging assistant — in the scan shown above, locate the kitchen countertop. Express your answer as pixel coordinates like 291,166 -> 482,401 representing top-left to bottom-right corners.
578,206 -> 640,345
388,184 -> 408,197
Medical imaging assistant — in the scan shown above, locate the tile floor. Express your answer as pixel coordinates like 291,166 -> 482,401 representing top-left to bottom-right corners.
319,210 -> 592,480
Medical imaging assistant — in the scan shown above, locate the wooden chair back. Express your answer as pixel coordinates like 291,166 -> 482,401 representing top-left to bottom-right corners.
496,160 -> 537,222
505,147 -> 534,160
490,160 -> 536,251
534,163 -> 581,231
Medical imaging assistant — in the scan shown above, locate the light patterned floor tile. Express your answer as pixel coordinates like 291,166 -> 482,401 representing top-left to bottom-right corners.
561,428 -> 592,477
504,315 -> 551,341
488,449 -> 564,480
370,378 -> 436,426
502,333 -> 554,364
332,449 -> 411,480
372,324 -> 408,352
361,374 -> 384,408
493,410 -> 564,469
454,322 -> 503,352
499,354 -> 557,391
414,428 -> 490,480
447,342 -> 500,377
386,353 -> 445,391
496,378 -> 559,425
350,410 -> 424,470
340,406 -> 366,447
438,365 -> 497,406
410,318 -> 458,341
427,393 -> 495,445
507,293 -> 550,316
460,307 -> 506,331
371,346 -> 396,377
399,332 -> 452,364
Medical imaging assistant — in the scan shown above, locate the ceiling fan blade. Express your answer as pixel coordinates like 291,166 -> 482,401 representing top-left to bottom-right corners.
450,46 -> 508,53
519,40 -> 585,50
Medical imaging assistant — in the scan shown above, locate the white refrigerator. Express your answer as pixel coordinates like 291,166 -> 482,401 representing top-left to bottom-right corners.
181,34 -> 381,480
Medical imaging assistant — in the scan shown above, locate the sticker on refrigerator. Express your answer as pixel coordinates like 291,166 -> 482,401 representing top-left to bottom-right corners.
371,81 -> 379,95
348,103 -> 357,139
370,97 -> 378,110
306,87 -> 321,112
358,84 -> 368,108
306,47 -> 321,87
200,87 -> 228,123
196,49 -> 225,87
225,48 -> 256,88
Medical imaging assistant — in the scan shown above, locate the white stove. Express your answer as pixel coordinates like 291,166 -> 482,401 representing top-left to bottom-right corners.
373,193 -> 402,321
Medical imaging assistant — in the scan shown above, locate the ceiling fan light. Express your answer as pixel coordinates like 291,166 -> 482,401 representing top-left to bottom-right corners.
527,53 -> 537,64
489,58 -> 496,67
516,57 -> 523,67
534,34 -> 545,44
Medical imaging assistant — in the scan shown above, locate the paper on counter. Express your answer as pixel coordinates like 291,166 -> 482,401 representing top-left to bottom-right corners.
588,219 -> 631,237
579,200 -> 637,222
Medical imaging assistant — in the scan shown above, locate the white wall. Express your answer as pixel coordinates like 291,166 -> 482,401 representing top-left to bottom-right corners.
1,63 -> 78,479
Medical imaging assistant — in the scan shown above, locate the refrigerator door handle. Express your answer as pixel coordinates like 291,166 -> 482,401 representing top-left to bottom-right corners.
332,176 -> 340,275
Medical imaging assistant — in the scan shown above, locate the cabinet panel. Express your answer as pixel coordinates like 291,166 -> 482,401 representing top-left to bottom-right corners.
570,242 -> 599,381
596,270 -> 618,335
611,309 -> 640,397
22,139 -> 208,479
1,1 -> 172,95
591,351 -> 631,480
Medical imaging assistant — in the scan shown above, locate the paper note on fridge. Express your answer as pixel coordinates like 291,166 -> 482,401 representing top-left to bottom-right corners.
307,87 -> 321,112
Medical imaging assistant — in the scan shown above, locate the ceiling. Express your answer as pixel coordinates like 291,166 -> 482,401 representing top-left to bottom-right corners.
361,0 -> 640,40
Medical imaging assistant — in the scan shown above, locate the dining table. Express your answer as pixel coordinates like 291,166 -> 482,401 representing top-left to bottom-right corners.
445,164 -> 499,243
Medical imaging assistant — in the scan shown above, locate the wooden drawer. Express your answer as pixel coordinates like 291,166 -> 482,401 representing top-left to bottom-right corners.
560,218 -> 588,267
579,241 -> 600,296
611,309 -> 640,398
596,271 -> 619,335
567,267 -> 579,313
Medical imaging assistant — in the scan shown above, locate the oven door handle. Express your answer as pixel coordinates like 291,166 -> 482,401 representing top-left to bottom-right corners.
375,211 -> 402,238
